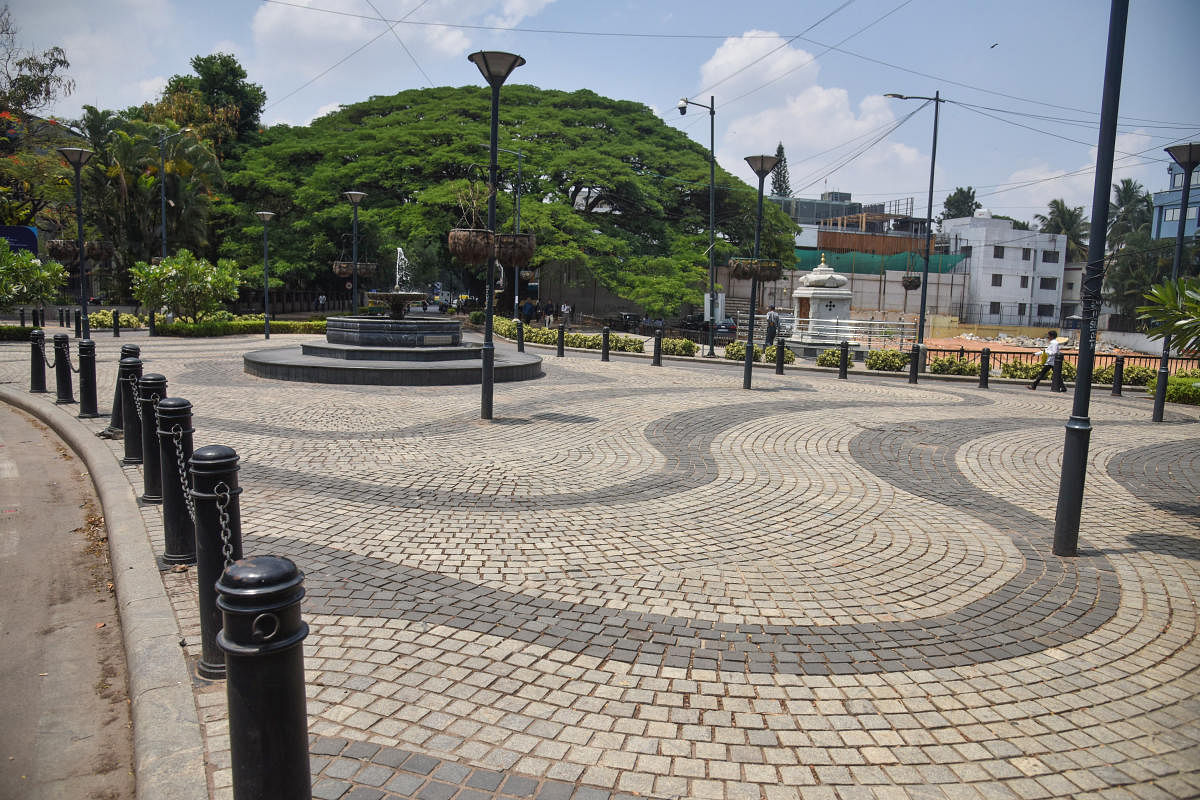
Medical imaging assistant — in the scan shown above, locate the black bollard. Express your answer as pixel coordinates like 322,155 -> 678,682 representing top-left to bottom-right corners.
148,309 -> 156,337
216,556 -> 311,800
74,309 -> 81,338
979,348 -> 990,390
157,397 -> 196,567
838,340 -> 849,379
191,444 -> 244,680
119,357 -> 144,465
908,344 -> 920,385
138,374 -> 167,504
601,327 -> 610,362
515,319 -> 525,353
113,308 -> 120,338
556,323 -> 565,357
106,344 -> 141,434
58,307 -> 65,328
652,329 -> 662,366
53,334 -> 75,404
30,329 -> 47,393
77,340 -> 100,418
1111,357 -> 1124,397
19,308 -> 25,326
1051,352 -> 1065,392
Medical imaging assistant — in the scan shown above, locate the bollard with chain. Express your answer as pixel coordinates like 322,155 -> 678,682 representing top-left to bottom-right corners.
556,323 -> 565,357
838,340 -> 849,379
58,307 -> 65,328
217,556 -> 311,799
104,344 -> 140,436
138,374 -> 167,504
30,329 -> 47,393
32,308 -> 41,328
53,334 -> 75,404
652,329 -> 662,366
19,308 -> 25,326
157,397 -> 197,567
120,357 -> 143,464
601,327 -> 610,362
113,307 -> 120,338
1051,352 -> 1065,392
515,319 -> 524,353
74,309 -> 81,338
908,344 -> 920,384
1111,356 -> 1124,397
979,348 -> 990,390
191,444 -> 244,679
77,340 -> 100,418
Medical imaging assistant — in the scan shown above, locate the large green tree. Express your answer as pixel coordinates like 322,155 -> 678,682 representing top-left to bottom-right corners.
771,142 -> 791,198
1108,178 -> 1153,251
1036,198 -> 1089,263
1104,230 -> 1195,319
939,186 -> 981,224
219,85 -> 796,318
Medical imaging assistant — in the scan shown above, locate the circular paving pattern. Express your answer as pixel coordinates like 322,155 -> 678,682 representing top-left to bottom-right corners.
2,332 -> 1197,800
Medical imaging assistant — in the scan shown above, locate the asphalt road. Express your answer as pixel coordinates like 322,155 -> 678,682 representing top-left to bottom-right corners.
0,405 -> 134,800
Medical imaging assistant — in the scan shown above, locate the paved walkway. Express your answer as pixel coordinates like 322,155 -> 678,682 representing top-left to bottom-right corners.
1,330 -> 1198,800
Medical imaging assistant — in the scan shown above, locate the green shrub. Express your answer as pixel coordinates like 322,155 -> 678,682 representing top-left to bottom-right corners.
764,343 -> 796,364
1176,367 -> 1200,379
88,309 -> 145,329
491,315 -> 644,353
865,349 -> 909,372
815,348 -> 842,368
1000,358 -> 1077,381
929,356 -> 980,376
610,334 -> 645,353
662,337 -> 697,357
1121,365 -> 1155,386
156,319 -> 326,337
724,340 -> 763,362
1146,375 -> 1200,405
0,325 -> 34,341
468,310 -> 486,325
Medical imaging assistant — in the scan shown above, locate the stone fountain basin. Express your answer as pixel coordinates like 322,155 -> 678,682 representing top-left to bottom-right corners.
325,316 -> 462,347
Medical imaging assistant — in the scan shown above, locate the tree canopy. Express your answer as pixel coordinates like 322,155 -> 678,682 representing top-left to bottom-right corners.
940,186 -> 981,224
1107,178 -> 1153,251
771,142 -> 791,198
220,85 -> 796,317
1036,198 -> 1089,263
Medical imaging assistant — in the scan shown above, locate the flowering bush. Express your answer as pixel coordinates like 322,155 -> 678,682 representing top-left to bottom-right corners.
0,239 -> 66,309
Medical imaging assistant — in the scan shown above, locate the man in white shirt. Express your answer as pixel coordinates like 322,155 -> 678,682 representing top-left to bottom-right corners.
1028,330 -> 1064,391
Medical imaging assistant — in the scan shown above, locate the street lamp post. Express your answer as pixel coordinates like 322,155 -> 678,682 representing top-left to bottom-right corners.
343,191 -> 366,315
743,154 -> 779,390
678,96 -> 718,357
155,127 -> 190,336
883,92 -> 943,350
498,146 -> 525,319
1152,142 -> 1199,423
255,211 -> 275,339
469,50 -> 525,421
57,147 -> 93,340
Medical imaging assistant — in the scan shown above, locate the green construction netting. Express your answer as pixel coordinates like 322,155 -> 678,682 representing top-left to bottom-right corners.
793,249 -> 966,274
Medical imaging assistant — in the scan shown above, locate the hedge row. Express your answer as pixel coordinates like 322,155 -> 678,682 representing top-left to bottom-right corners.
1146,375 -> 1200,405
155,319 -> 327,337
492,317 -> 646,354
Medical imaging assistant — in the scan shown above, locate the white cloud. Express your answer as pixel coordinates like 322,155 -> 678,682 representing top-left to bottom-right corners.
485,0 -> 558,30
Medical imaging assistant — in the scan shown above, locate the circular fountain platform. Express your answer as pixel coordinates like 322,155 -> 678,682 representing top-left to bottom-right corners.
244,315 -> 542,386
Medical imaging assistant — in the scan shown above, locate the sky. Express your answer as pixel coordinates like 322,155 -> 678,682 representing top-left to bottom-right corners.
9,0 -> 1200,226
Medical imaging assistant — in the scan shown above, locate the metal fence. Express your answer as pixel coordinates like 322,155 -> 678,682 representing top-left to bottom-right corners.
927,347 -> 1200,374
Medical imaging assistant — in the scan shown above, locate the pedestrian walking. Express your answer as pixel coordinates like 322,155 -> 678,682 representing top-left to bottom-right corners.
1028,330 -> 1066,391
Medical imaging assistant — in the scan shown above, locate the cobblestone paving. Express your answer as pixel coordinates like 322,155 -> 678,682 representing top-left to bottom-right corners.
3,332 -> 1199,800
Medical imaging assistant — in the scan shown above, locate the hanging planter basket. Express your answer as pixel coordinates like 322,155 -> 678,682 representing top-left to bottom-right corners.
728,257 -> 783,282
901,275 -> 921,290
496,233 -> 536,268
331,261 -> 377,278
448,228 -> 495,264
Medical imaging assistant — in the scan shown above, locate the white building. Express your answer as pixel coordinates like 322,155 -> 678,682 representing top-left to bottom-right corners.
941,211 -> 1068,327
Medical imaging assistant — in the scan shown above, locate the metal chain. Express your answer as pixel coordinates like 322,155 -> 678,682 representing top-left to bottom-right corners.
214,482 -> 235,567
128,373 -> 143,423
67,350 -> 80,374
170,425 -> 198,523
38,338 -> 55,369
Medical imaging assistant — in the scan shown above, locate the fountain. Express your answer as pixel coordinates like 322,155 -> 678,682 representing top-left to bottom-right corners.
244,243 -> 541,386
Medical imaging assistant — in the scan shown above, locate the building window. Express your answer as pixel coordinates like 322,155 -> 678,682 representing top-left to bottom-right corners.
991,273 -> 1003,287
961,245 -> 972,257
1166,208 -> 1180,222
1040,277 -> 1058,290
1022,248 -> 1031,261
1042,250 -> 1060,263
1018,302 -> 1027,316
1190,207 -> 1199,220
993,245 -> 1005,259
989,301 -> 1001,315
1020,275 -> 1029,288
1037,304 -> 1055,318
1066,282 -> 1074,290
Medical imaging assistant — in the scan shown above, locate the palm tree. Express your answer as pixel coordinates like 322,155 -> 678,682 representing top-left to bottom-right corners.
1108,178 -> 1153,251
1035,198 -> 1089,263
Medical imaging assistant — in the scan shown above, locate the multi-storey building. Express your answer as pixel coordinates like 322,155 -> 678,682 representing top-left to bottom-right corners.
1151,161 -> 1200,240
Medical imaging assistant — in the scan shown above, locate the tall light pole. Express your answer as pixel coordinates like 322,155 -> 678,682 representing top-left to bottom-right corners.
498,145 -> 524,319
883,92 -> 943,349
343,191 -> 366,315
1152,142 -> 1199,422
1053,0 -> 1128,557
469,50 -> 525,421
743,154 -> 779,390
255,211 -> 275,339
157,128 -> 191,260
57,147 -> 93,340
678,96 -> 718,357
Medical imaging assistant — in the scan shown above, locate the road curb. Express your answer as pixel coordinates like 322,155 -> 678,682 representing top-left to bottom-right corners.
0,386 -> 207,800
